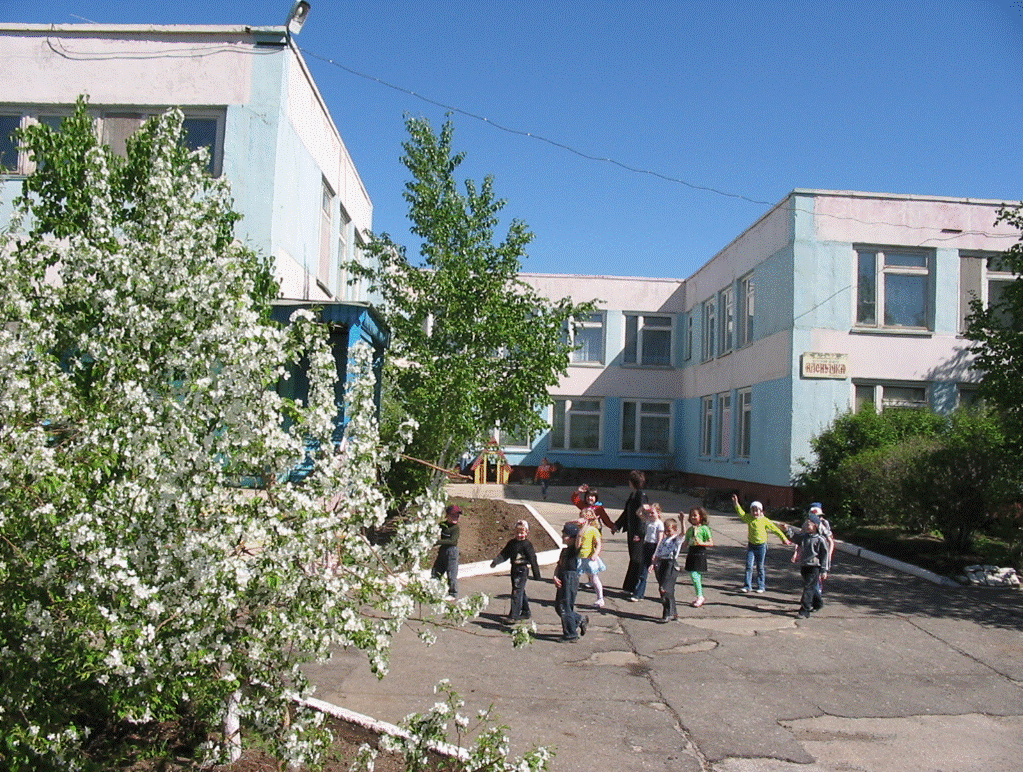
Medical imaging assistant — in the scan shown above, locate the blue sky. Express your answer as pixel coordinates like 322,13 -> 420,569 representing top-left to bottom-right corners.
6,0 -> 1023,278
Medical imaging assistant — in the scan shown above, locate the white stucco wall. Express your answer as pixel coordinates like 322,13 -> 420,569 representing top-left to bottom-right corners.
0,25 -> 374,306
0,26 -> 256,105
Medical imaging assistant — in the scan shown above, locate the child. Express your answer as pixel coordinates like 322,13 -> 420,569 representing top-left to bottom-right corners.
810,503 -> 836,595
534,457 -> 554,499
571,484 -> 617,531
652,518 -> 684,621
577,508 -> 607,608
787,513 -> 831,618
490,519 -> 542,622
731,493 -> 791,593
431,504 -> 461,599
553,522 -> 590,641
681,507 -> 714,608
630,502 -> 664,601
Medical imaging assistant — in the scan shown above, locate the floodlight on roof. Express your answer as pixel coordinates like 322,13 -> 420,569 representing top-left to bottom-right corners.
286,0 -> 310,35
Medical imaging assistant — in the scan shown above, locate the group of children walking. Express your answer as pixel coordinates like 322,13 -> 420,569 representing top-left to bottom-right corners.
440,476 -> 835,642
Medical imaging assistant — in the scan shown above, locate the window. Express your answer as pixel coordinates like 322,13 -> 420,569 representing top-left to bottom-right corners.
1,112 -> 74,174
958,386 -> 981,409
623,314 -> 672,367
319,179 -> 335,292
551,398 -> 602,451
684,314 -> 694,361
701,298 -> 716,361
102,109 -> 222,175
1,106 -> 224,177
717,392 -> 732,458
621,400 -> 672,454
570,312 -> 605,364
740,273 -> 755,347
960,252 -> 1018,331
719,285 -> 735,354
0,114 -> 22,171
856,248 -> 931,329
336,207 -> 352,297
983,255 -> 1016,327
700,396 -> 714,457
737,389 -> 752,458
855,383 -> 928,412
495,424 -> 532,449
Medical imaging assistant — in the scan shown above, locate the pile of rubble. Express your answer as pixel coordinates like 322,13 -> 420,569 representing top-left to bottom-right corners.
958,565 -> 1020,587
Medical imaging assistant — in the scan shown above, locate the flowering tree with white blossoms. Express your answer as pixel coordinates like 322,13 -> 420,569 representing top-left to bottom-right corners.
0,101 -> 506,770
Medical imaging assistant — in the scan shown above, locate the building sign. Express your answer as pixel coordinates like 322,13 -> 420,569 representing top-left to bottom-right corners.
801,352 -> 848,379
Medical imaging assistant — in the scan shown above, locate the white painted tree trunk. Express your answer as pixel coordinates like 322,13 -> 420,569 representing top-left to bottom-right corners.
224,689 -> 242,762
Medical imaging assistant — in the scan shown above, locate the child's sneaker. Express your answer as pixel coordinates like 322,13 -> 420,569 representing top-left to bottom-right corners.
593,598 -> 605,609
692,597 -> 705,608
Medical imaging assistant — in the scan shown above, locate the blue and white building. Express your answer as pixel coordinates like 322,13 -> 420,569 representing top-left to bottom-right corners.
0,23 -> 388,428
515,190 -> 1018,506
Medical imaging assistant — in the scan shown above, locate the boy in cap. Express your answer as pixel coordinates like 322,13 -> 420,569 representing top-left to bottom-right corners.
432,504 -> 461,599
553,521 -> 589,641
787,512 -> 831,618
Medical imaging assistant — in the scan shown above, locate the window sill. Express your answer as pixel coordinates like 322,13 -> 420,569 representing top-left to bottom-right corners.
620,364 -> 675,370
569,361 -> 606,368
850,326 -> 933,338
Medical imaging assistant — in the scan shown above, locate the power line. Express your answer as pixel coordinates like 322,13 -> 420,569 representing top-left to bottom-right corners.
300,46 -> 1020,241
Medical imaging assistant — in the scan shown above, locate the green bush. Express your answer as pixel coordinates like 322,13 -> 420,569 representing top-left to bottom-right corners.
797,408 -> 945,522
837,437 -> 939,531
799,405 -> 1021,559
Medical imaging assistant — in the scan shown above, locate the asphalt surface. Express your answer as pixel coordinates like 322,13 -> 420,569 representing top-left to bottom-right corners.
304,484 -> 1023,772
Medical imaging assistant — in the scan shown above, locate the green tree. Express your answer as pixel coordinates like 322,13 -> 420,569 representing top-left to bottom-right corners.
0,100 -> 496,770
964,203 -> 1023,450
350,116 -> 594,499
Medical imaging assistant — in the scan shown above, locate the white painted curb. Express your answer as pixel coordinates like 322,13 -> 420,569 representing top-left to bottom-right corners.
834,540 -> 960,587
298,697 -> 469,761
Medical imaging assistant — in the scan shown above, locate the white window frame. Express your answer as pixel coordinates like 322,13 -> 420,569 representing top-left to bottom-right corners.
856,247 -> 932,330
494,423 -> 532,450
719,285 -> 735,355
701,298 -> 716,361
716,391 -> 732,458
621,400 -> 673,454
700,396 -> 714,457
740,273 -> 755,347
854,382 -> 929,413
684,313 -> 694,361
570,312 -> 606,365
319,178 -> 335,293
623,314 -> 673,367
551,398 -> 603,451
737,389 -> 752,459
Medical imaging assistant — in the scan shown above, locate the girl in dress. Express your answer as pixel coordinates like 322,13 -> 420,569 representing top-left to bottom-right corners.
682,507 -> 714,607
577,507 -> 607,608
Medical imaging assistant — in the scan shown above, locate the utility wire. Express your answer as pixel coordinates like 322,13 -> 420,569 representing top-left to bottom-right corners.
300,47 -> 1020,241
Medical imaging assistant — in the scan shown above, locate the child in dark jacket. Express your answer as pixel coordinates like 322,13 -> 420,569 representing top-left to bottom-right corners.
431,504 -> 461,599
491,520 -> 542,622
553,522 -> 589,641
786,513 -> 831,619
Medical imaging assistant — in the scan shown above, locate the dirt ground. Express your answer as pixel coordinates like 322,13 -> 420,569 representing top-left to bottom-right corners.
445,495 -> 559,563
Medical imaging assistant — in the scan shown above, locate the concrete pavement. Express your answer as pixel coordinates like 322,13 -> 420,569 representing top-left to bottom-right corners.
304,483 -> 1023,772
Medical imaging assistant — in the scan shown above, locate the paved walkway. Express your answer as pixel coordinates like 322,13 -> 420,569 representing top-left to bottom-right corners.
305,484 -> 1023,772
